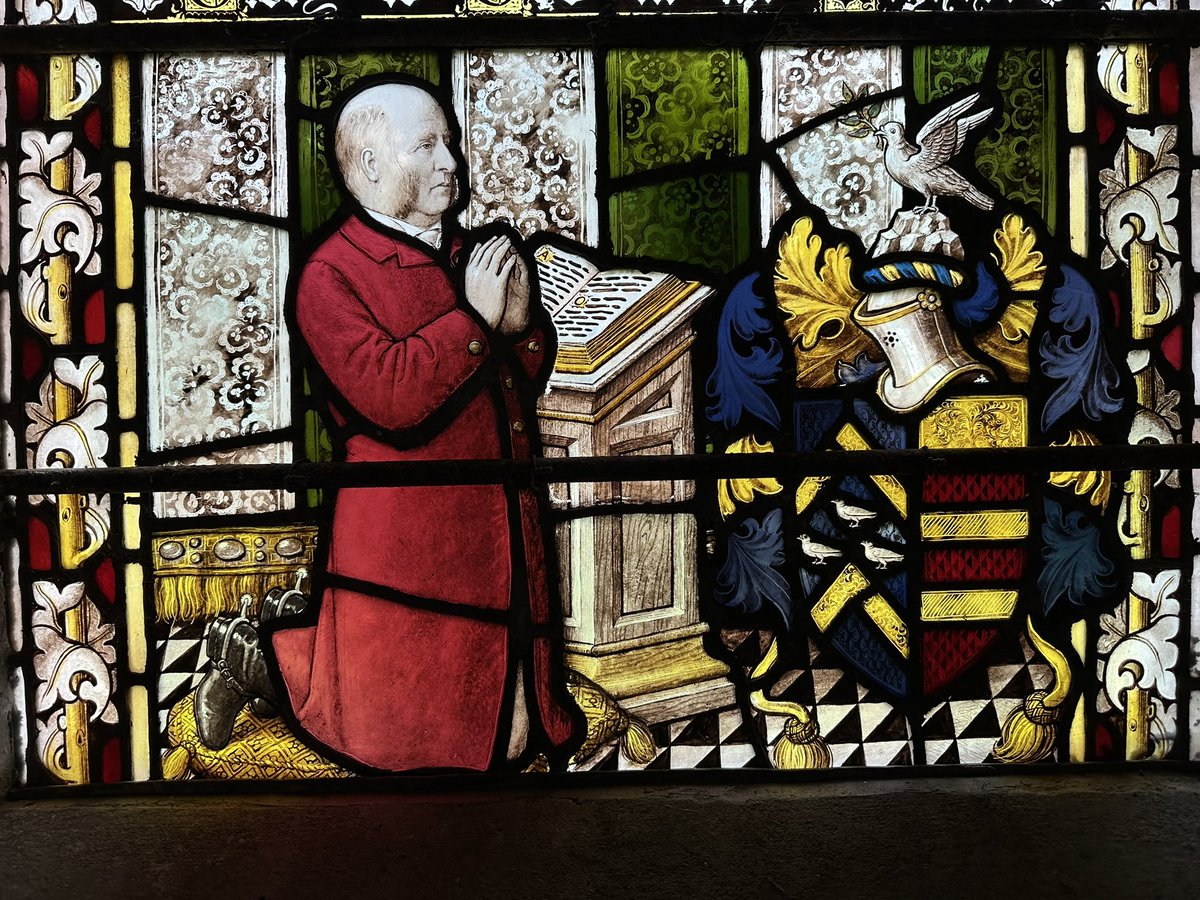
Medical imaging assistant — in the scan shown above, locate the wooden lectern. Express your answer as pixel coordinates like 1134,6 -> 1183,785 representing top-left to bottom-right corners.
534,243 -> 734,723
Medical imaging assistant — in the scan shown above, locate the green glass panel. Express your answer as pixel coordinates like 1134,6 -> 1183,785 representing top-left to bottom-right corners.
298,119 -> 340,238
913,46 -> 1057,233
607,48 -> 750,177
913,45 -> 990,103
298,51 -> 441,109
609,172 -> 752,274
975,47 -> 1058,233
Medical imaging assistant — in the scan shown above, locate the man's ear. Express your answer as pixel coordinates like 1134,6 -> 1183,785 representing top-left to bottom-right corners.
360,147 -> 380,184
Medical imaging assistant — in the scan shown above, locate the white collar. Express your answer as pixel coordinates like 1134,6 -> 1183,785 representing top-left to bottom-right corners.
364,209 -> 442,250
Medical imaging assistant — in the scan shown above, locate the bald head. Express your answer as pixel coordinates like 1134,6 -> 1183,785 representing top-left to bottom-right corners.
334,83 -> 459,226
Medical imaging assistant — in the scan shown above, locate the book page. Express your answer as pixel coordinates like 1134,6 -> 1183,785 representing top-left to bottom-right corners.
533,244 -> 598,315
560,271 -> 672,342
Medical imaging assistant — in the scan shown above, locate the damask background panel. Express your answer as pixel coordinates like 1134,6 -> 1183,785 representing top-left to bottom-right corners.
760,46 -> 904,248
143,53 -> 288,218
297,52 -> 441,238
145,208 -> 291,452
452,49 -> 598,245
607,48 -> 749,177
152,443 -> 295,518
609,172 -> 752,273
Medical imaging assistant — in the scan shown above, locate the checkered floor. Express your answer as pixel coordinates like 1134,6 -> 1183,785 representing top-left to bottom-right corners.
156,621 -> 209,735
572,634 -> 914,771
922,632 -> 1052,765
155,622 -> 1045,769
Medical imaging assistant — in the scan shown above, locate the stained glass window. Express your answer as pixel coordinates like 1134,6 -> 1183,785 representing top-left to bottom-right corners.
0,1 -> 1197,789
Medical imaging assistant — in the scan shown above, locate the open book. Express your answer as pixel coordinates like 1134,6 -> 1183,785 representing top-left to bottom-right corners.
533,242 -> 704,375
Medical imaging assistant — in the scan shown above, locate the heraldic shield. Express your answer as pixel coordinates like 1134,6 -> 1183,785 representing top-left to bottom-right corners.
706,176 -> 1131,763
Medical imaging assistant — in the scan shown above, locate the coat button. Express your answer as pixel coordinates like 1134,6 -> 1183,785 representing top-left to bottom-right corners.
526,339 -> 540,353
512,420 -> 525,433
468,340 -> 484,356
504,377 -> 514,389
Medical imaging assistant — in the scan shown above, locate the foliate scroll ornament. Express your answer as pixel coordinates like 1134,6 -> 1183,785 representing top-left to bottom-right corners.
775,216 -> 870,389
49,56 -> 103,122
17,0 -> 97,24
1125,350 -> 1181,490
1097,43 -> 1151,115
32,581 -> 118,783
24,357 -> 111,568
17,131 -> 103,345
1099,126 -> 1182,339
1097,570 -> 1180,758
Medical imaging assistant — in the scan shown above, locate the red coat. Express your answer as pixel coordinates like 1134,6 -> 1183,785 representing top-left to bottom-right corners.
269,214 -> 578,772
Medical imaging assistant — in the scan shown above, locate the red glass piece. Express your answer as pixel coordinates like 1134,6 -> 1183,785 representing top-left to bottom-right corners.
16,65 -> 39,122
27,515 -> 51,570
1094,721 -> 1115,761
94,557 -> 116,603
84,290 -> 106,344
923,627 -> 999,697
1160,325 -> 1183,370
101,737 -> 123,783
21,335 -> 44,381
922,473 -> 1025,504
1096,104 -> 1116,145
924,547 -> 1026,582
1109,290 -> 1122,329
83,108 -> 102,148
1158,61 -> 1179,115
1161,505 -> 1180,558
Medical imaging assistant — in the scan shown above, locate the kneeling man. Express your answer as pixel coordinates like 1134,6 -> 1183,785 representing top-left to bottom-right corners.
196,78 -> 581,773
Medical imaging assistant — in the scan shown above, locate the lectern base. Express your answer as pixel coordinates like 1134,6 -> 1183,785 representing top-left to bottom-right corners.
566,632 -> 735,725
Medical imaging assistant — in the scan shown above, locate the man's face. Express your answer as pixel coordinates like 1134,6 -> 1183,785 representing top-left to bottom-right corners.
379,93 -> 458,227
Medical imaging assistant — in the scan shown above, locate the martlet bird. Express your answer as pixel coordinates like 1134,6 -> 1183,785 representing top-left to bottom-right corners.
832,499 -> 877,528
874,92 -> 995,213
798,534 -> 843,566
861,541 -> 904,570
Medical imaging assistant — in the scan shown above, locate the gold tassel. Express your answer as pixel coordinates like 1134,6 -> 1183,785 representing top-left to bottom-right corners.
749,638 -> 831,770
993,617 -> 1072,764
565,669 -> 659,766
620,717 -> 657,766
161,744 -> 192,780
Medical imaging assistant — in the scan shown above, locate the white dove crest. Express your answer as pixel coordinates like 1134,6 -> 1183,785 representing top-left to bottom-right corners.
873,92 -> 996,214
